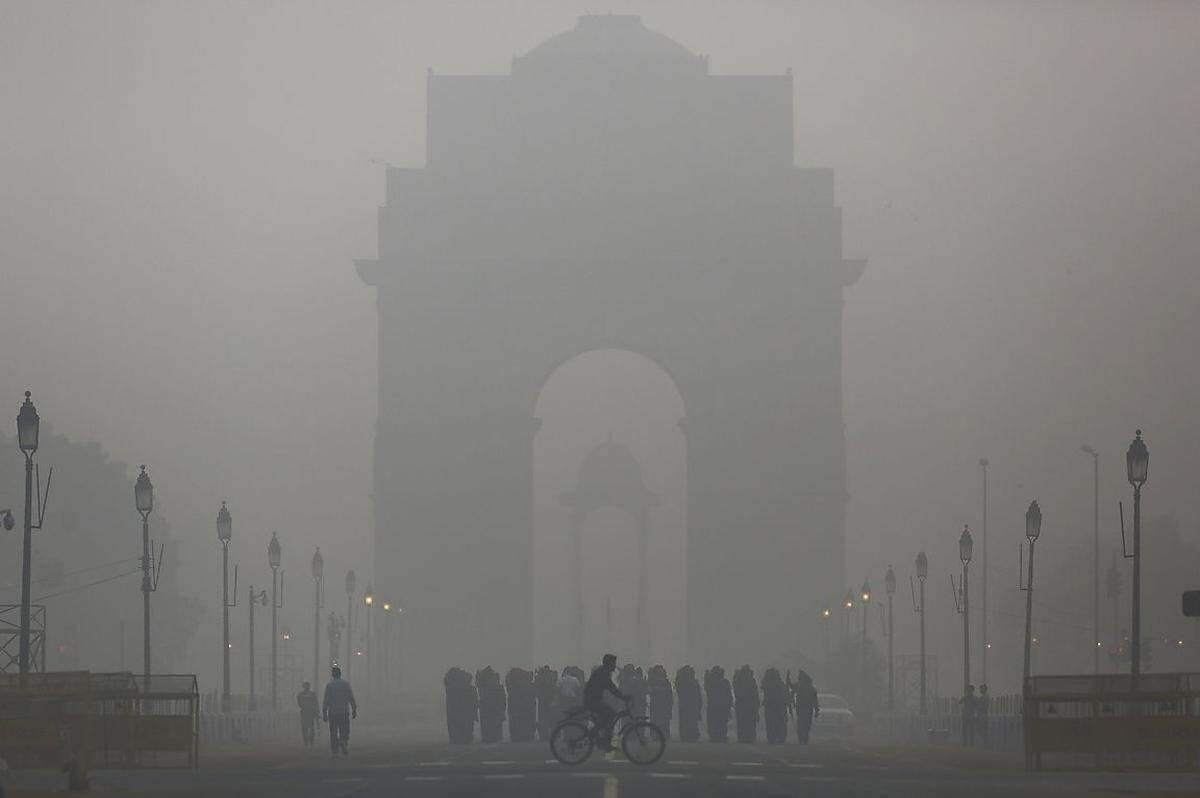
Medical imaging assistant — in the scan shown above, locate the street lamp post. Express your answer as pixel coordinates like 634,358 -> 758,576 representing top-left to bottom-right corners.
885,566 -> 896,713
363,585 -> 374,694
915,551 -> 928,715
16,392 -> 40,675
381,600 -> 392,693
819,606 -> 832,663
958,524 -> 973,742
326,612 -> 342,669
311,548 -> 324,688
1126,430 -> 1149,675
1022,501 -> 1042,690
1081,445 -> 1100,673
345,570 -> 356,679
842,590 -> 854,647
134,465 -> 155,680
248,585 -> 267,710
217,502 -> 236,713
979,458 -> 988,686
859,579 -> 871,710
268,532 -> 283,711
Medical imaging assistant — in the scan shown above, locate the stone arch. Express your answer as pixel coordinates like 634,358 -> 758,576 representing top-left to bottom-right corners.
532,350 -> 686,667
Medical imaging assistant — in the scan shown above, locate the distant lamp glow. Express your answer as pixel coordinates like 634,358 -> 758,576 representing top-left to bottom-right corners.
861,579 -> 871,604
364,585 -> 374,606
821,606 -> 832,619
844,590 -> 854,610
382,601 -> 391,611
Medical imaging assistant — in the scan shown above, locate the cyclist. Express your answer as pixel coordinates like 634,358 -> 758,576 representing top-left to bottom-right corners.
583,654 -> 629,750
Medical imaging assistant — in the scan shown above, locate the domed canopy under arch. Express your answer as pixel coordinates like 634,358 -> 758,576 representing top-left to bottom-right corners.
562,437 -> 657,517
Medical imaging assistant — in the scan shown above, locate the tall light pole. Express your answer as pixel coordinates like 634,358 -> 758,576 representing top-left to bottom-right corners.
326,612 -> 342,669
859,579 -> 871,710
1081,445 -> 1100,674
363,584 -> 374,695
381,600 -> 392,693
958,525 -> 973,703
979,458 -> 988,686
842,590 -> 854,647
268,532 -> 283,711
345,570 -> 356,679
247,585 -> 266,710
885,566 -> 896,713
134,465 -> 156,680
819,606 -> 832,663
16,392 -> 40,675
1021,500 -> 1042,690
915,551 -> 928,715
217,502 -> 235,712
1126,430 -> 1149,675
311,548 -> 324,688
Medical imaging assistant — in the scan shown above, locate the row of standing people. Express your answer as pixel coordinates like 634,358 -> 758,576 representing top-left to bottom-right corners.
444,664 -> 819,745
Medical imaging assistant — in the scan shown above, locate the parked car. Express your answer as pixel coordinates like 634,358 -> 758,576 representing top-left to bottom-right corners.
812,693 -> 856,740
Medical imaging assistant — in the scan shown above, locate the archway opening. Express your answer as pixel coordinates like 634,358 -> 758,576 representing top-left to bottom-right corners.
533,349 -> 686,668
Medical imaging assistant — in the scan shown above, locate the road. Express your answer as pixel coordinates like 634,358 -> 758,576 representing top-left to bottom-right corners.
7,735 -> 1199,797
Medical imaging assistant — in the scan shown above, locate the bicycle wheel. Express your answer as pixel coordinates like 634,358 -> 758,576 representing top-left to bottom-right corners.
550,720 -> 594,765
620,720 -> 666,765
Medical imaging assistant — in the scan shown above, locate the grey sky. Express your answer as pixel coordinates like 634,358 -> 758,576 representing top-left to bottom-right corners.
1,1 -> 1198,688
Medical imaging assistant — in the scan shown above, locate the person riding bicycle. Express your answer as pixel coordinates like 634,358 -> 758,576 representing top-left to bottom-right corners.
583,654 -> 629,750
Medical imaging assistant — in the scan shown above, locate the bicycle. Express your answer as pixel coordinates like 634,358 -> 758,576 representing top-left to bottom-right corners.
549,700 -> 666,766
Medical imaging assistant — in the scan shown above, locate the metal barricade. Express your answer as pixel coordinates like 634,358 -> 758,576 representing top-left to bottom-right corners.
1024,672 -> 1200,770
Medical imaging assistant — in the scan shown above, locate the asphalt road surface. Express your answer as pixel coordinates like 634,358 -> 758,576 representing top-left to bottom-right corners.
7,736 -> 1199,797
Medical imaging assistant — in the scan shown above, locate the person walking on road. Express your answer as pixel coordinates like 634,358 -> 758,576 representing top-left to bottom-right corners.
322,666 -> 357,757
976,684 -> 990,747
791,669 -> 819,744
296,681 -> 318,747
960,684 -> 977,747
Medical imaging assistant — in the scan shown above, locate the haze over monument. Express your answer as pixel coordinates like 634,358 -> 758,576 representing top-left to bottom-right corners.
357,14 -> 863,683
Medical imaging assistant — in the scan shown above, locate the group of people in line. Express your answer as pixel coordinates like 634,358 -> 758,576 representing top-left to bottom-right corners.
444,662 -> 820,745
295,666 -> 359,757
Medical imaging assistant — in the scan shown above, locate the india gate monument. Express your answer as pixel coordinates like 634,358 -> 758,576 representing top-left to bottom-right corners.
357,15 -> 863,686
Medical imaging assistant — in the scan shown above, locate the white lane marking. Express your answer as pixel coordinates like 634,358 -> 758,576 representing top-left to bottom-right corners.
649,772 -> 690,779
418,761 -> 451,766
483,773 -> 525,780
405,775 -> 443,781
482,760 -> 516,765
788,762 -> 821,768
727,774 -> 765,781
732,761 -> 764,766
667,760 -> 699,765
545,759 -> 560,764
